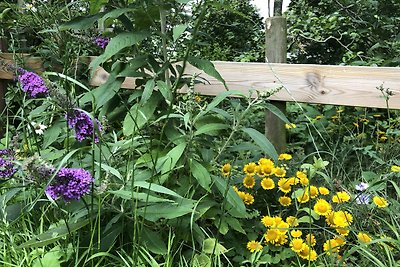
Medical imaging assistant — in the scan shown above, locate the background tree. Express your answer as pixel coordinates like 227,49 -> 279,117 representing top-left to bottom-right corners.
286,0 -> 400,66
192,0 -> 265,62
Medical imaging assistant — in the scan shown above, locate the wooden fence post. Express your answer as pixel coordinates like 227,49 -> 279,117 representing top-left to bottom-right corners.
0,37 -> 8,137
265,16 -> 287,154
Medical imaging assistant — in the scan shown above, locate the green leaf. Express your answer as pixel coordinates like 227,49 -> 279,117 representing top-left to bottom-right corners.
123,94 -> 160,136
192,253 -> 211,267
213,175 -> 247,218
190,160 -> 211,191
187,56 -> 227,89
156,80 -> 173,103
133,181 -> 184,199
141,228 -> 168,255
157,142 -> 187,184
173,24 -> 188,42
42,120 -> 63,149
60,13 -> 105,30
32,246 -> 63,267
80,74 -> 123,110
108,190 -> 174,203
225,217 -> 246,234
141,79 -> 155,105
202,238 -> 228,255
265,103 -> 290,124
194,90 -> 244,123
194,123 -> 229,136
94,162 -> 123,181
242,128 -> 278,161
19,220 -> 90,248
89,32 -> 150,77
90,0 -> 109,14
136,201 -> 194,221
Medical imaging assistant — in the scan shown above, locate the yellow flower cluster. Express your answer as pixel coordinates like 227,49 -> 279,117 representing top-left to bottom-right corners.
233,155 -> 380,261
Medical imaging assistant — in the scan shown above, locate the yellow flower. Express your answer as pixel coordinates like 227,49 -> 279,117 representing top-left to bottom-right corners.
285,123 -> 296,129
259,164 -> 275,176
261,178 -> 275,190
308,249 -> 318,261
247,240 -> 263,253
264,229 -> 280,244
276,221 -> 290,235
391,165 -> 400,172
221,163 -> 231,176
286,216 -> 299,227
325,211 -> 336,227
279,196 -> 292,206
273,216 -> 283,226
232,185 -> 239,192
305,233 -> 316,247
373,196 -> 389,208
309,185 -> 319,198
194,95 -> 202,103
297,192 -> 310,203
334,236 -> 346,247
298,245 -> 312,260
287,176 -> 299,185
336,228 -> 350,236
258,158 -> 274,167
333,210 -> 353,227
278,178 -> 292,193
332,191 -> 351,203
261,215 -> 274,228
275,234 -> 288,246
243,175 -> 255,189
290,238 -> 305,253
290,230 -> 302,238
357,232 -> 372,243
274,166 -> 286,177
318,186 -> 330,195
243,162 -> 257,175
278,153 -> 292,160
297,171 -> 309,186
237,191 -> 254,205
323,239 -> 340,255
313,199 -> 332,216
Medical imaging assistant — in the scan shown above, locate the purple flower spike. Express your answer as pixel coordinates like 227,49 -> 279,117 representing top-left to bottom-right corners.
18,70 -> 49,98
0,149 -> 16,179
46,167 -> 94,201
93,36 -> 110,49
66,109 -> 102,143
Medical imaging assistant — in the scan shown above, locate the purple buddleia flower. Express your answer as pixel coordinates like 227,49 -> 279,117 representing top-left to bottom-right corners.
93,36 -> 110,49
46,167 -> 94,201
0,149 -> 16,179
17,69 -> 49,98
66,109 -> 102,142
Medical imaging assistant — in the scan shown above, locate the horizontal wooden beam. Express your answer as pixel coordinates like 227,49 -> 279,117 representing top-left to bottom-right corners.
0,53 -> 44,79
2,53 -> 400,109
91,61 -> 400,109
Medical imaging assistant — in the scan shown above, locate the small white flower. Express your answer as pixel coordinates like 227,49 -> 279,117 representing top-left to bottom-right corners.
79,6 -> 87,12
25,3 -> 37,12
355,182 -> 369,191
30,122 -> 47,135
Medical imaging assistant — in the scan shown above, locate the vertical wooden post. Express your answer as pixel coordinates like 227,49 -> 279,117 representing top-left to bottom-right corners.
265,16 -> 287,154
0,37 -> 8,137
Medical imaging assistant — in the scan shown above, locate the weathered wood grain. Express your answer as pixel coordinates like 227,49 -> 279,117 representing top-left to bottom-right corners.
1,53 -> 399,109
90,61 -> 400,109
0,53 -> 44,79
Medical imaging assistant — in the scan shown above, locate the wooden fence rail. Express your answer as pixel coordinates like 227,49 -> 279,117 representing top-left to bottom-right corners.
1,53 -> 400,109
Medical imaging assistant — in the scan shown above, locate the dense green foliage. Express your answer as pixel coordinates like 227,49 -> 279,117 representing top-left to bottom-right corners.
192,0 -> 265,62
287,0 -> 400,66
0,0 -> 399,266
